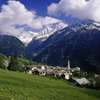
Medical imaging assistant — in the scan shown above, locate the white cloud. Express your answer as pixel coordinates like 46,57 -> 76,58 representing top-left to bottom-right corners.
47,0 -> 100,22
0,0 -> 62,36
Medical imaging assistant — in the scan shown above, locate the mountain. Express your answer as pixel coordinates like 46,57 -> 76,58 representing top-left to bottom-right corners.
0,35 -> 32,59
71,20 -> 100,31
26,23 -> 67,53
54,22 -> 68,32
18,31 -> 38,46
26,27 -> 54,53
33,26 -> 100,72
34,20 -> 100,54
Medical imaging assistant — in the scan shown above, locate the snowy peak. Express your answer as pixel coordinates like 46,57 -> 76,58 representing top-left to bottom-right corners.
55,23 -> 68,31
38,27 -> 54,36
18,31 -> 38,46
34,23 -> 68,40
71,19 -> 100,31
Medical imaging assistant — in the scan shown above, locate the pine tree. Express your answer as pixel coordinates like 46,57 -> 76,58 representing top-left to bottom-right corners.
14,53 -> 17,59
8,55 -> 24,72
0,57 -> 5,69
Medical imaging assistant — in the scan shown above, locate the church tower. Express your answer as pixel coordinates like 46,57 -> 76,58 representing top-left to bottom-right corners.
68,60 -> 70,69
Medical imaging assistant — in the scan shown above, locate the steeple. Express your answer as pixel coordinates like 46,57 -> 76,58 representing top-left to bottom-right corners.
68,60 -> 70,69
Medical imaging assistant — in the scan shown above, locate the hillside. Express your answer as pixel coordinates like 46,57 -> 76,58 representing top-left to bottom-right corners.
33,28 -> 100,72
0,69 -> 100,100
0,35 -> 32,59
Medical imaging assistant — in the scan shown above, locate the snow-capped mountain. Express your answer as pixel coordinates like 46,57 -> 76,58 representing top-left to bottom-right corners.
18,22 -> 68,47
26,23 -> 68,53
18,31 -> 38,46
34,27 -> 54,41
33,19 -> 100,54
34,23 -> 68,40
70,19 -> 100,31
23,19 -> 100,52
54,23 -> 68,32
38,27 -> 53,36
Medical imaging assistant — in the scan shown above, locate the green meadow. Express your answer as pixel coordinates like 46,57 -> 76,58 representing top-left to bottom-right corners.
0,69 -> 100,100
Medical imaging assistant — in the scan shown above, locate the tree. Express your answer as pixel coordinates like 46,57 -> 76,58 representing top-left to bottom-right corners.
0,57 -> 5,69
14,53 -> 17,59
8,56 -> 24,72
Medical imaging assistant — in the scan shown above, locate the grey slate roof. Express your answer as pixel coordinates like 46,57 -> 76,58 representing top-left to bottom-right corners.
75,78 -> 91,85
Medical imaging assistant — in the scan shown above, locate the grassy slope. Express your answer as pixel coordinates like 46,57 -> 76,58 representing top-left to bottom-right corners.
0,69 -> 100,100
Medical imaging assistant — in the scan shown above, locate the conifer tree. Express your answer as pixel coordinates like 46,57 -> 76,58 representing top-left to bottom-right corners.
8,55 -> 24,72
14,53 -> 17,59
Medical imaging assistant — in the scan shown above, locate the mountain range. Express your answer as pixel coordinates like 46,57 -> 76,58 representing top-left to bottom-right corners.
33,20 -> 100,72
26,23 -> 67,53
0,19 -> 100,72
27,19 -> 100,54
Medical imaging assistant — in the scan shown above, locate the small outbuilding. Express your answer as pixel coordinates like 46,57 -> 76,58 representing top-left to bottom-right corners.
74,78 -> 91,87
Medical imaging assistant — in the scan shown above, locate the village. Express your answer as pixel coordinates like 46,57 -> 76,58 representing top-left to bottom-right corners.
3,59 -> 100,89
25,60 -> 100,88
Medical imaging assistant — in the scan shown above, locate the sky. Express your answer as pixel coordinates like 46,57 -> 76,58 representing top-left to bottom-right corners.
0,0 -> 100,37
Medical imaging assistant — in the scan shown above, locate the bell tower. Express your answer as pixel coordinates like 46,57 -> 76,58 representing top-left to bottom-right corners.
68,60 -> 70,69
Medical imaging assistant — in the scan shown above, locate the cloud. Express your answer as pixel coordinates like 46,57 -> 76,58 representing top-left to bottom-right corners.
47,0 -> 100,22
0,0 -> 62,36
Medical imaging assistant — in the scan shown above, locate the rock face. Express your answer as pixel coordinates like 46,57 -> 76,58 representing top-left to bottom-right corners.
0,35 -> 32,59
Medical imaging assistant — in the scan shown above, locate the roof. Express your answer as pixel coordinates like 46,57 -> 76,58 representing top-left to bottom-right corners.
28,65 -> 36,68
62,73 -> 69,76
75,78 -> 91,85
35,68 -> 43,72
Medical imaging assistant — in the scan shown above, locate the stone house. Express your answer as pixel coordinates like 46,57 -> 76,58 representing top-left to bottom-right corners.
41,65 -> 45,70
46,69 -> 53,74
26,70 -> 33,74
28,65 -> 36,71
61,73 -> 69,80
3,60 -> 10,70
33,68 -> 46,76
71,67 -> 80,72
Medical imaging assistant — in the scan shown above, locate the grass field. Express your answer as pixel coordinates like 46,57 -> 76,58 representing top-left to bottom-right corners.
0,69 -> 100,100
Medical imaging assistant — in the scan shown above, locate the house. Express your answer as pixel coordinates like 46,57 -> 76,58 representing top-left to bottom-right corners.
26,70 -> 33,74
45,65 -> 49,69
71,67 -> 80,72
41,65 -> 45,70
61,73 -> 69,80
69,73 -> 72,76
54,71 -> 62,77
28,65 -> 36,71
74,78 -> 91,87
55,66 -> 62,70
60,70 -> 66,73
46,69 -> 53,74
33,68 -> 46,76
3,60 -> 9,70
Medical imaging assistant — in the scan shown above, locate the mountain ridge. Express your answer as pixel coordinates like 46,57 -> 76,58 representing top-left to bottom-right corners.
32,19 -> 100,54
0,35 -> 32,59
